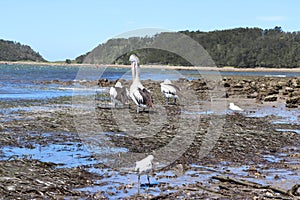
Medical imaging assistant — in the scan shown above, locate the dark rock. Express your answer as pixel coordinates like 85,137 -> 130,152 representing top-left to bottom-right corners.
264,95 -> 277,102
233,83 -> 243,88
52,80 -> 60,84
224,82 -> 230,87
285,87 -> 294,92
257,92 -> 267,100
289,91 -> 300,97
267,88 -> 279,95
286,96 -> 300,105
286,103 -> 298,108
97,78 -> 111,87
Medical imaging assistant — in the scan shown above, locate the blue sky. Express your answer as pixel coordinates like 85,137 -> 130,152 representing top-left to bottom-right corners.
0,0 -> 299,61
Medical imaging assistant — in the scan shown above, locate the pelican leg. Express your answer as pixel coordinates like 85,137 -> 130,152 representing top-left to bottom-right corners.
174,98 -> 177,105
136,106 -> 140,113
147,175 -> 151,186
111,100 -> 116,108
138,175 -> 140,194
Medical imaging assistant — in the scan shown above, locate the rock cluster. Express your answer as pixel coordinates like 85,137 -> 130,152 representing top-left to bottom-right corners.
221,76 -> 300,108
38,76 -> 300,108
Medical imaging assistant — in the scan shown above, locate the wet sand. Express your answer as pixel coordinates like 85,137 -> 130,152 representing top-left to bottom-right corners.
0,76 -> 299,199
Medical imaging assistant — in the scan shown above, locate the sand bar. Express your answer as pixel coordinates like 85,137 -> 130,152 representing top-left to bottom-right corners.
1,60 -> 300,72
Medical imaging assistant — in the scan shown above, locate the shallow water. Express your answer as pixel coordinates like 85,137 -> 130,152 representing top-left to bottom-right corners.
74,156 -> 299,198
247,103 -> 300,124
0,132 -> 129,169
2,64 -> 300,101
276,128 -> 300,134
0,64 -> 187,101
1,143 -> 96,168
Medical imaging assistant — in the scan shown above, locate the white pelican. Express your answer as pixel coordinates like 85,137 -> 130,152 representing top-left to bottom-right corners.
109,81 -> 129,107
160,79 -> 180,104
135,155 -> 154,193
229,102 -> 243,111
129,54 -> 153,113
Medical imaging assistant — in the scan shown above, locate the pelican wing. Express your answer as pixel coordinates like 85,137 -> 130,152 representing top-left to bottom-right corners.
131,88 -> 143,106
138,88 -> 153,107
135,155 -> 153,174
161,83 -> 180,95
109,87 -> 117,99
115,87 -> 129,104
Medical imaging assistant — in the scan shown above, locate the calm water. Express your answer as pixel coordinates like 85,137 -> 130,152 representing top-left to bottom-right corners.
1,64 -> 300,100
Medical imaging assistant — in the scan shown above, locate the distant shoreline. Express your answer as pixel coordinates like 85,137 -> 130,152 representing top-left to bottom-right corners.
1,61 -> 300,72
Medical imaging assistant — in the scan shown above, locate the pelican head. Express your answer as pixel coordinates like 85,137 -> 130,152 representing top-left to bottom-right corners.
146,155 -> 154,161
115,81 -> 122,88
129,54 -> 139,64
163,79 -> 172,84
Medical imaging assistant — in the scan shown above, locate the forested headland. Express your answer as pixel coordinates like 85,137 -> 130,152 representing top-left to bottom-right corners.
0,39 -> 45,62
1,27 -> 300,68
78,27 -> 300,68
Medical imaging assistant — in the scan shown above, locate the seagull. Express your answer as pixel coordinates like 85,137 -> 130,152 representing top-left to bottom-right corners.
109,81 -> 129,107
134,155 -> 154,194
129,54 -> 153,113
160,79 -> 180,104
229,102 -> 244,111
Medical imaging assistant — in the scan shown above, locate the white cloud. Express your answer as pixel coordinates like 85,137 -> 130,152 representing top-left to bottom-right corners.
257,16 -> 285,22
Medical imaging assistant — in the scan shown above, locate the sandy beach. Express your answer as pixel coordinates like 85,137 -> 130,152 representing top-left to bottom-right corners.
2,60 -> 300,72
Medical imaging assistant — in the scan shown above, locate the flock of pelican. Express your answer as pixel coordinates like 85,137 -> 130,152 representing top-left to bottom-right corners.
109,54 -> 245,193
109,54 -> 180,193
109,54 -> 180,112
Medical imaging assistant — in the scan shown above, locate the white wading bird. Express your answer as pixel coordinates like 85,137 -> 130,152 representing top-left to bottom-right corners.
129,54 -> 153,113
109,81 -> 129,107
134,155 -> 154,193
229,102 -> 244,111
160,79 -> 180,104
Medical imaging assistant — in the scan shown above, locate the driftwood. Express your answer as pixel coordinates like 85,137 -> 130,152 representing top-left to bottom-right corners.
212,175 -> 300,198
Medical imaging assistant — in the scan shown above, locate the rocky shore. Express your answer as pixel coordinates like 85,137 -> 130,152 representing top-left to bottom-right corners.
0,75 -> 299,199
221,76 -> 300,108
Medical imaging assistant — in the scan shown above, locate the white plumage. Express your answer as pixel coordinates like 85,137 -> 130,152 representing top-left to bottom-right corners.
229,102 -> 243,111
160,79 -> 180,104
129,54 -> 153,113
109,81 -> 129,107
135,155 -> 154,193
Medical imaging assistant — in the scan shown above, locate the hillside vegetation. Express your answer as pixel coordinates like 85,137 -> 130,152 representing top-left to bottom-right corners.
0,39 -> 45,62
78,27 -> 300,68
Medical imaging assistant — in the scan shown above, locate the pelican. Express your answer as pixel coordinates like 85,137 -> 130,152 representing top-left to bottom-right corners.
109,81 -> 129,107
129,54 -> 153,113
229,102 -> 243,111
135,155 -> 154,193
160,79 -> 180,104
